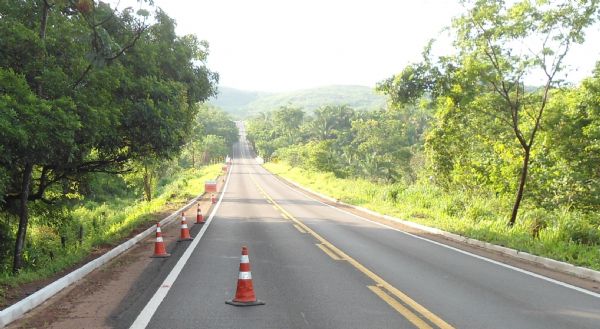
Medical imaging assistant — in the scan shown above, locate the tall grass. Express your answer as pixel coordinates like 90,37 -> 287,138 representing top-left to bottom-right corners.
265,161 -> 600,271
0,165 -> 222,302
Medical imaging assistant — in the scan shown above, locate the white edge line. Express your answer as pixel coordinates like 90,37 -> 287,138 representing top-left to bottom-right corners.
266,169 -> 600,299
0,187 -> 208,328
129,163 -> 233,329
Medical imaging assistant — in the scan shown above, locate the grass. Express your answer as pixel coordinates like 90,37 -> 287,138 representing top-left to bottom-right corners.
265,161 -> 600,271
0,165 -> 222,305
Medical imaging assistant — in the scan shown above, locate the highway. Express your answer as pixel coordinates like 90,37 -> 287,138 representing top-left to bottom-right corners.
123,123 -> 600,329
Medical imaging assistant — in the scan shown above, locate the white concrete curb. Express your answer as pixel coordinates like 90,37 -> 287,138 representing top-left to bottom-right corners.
0,192 -> 209,328
271,171 -> 600,283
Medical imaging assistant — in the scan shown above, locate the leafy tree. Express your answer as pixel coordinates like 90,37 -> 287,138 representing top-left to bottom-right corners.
0,1 -> 217,272
246,107 -> 305,159
180,105 -> 238,167
272,106 -> 305,145
196,104 -> 239,147
305,105 -> 356,141
533,63 -> 600,209
199,135 -> 229,163
380,0 -> 600,225
350,110 -> 414,182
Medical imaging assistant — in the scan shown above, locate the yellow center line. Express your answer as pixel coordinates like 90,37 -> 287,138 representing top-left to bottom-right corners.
368,285 -> 433,329
250,175 -> 455,329
316,243 -> 342,260
293,224 -> 307,234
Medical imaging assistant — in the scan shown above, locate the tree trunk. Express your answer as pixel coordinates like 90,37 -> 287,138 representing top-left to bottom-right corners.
13,2 -> 51,272
509,147 -> 530,226
143,164 -> 152,202
13,163 -> 33,273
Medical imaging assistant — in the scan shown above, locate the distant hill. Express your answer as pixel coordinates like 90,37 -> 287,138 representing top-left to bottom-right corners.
209,85 -> 387,118
207,87 -> 271,118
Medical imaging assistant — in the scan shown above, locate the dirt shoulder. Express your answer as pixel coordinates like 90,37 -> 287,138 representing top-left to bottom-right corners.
1,224 -> 154,311
5,176 -> 225,329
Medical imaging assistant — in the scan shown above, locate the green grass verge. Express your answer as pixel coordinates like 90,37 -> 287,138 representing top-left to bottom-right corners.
264,161 -> 600,271
0,165 -> 221,304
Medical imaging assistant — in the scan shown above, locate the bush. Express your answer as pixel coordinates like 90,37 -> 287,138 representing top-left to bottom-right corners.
0,220 -> 14,272
464,199 -> 496,223
381,183 -> 406,203
561,214 -> 600,245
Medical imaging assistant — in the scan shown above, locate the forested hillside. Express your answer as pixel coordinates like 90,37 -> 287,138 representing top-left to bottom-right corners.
210,85 -> 386,118
0,0 -> 237,289
208,87 -> 269,118
248,1 -> 600,269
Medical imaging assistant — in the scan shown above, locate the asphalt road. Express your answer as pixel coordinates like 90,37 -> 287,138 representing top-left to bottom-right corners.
122,124 -> 600,329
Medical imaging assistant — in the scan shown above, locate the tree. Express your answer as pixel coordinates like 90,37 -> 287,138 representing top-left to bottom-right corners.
305,105 -> 356,141
0,1 -> 217,272
535,62 -> 600,209
199,135 -> 228,163
381,0 -> 599,225
272,106 -> 305,145
180,105 -> 238,167
246,107 -> 305,159
350,110 -> 413,182
196,105 -> 239,147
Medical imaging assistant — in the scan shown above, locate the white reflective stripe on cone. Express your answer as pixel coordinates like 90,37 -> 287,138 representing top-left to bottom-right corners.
182,224 -> 188,229
156,227 -> 162,233
239,271 -> 252,280
156,237 -> 163,242
240,255 -> 249,263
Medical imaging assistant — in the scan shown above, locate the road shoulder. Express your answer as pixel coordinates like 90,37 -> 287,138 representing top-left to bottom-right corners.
5,179 -> 225,329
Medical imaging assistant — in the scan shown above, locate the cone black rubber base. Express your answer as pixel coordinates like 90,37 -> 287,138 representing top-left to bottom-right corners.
150,253 -> 171,258
225,299 -> 265,307
177,237 -> 193,242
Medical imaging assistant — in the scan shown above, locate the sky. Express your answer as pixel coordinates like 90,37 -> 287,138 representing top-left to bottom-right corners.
117,0 -> 600,92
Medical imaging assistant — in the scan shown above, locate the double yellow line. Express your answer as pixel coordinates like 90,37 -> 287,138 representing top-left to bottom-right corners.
250,175 -> 455,329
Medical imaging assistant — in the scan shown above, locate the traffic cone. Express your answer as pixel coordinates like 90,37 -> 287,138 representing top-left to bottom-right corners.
196,204 -> 204,224
151,223 -> 170,258
178,212 -> 193,241
211,193 -> 216,204
226,246 -> 265,306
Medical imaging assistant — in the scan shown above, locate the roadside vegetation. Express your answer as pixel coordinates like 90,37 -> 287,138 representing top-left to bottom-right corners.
0,1 -> 238,304
0,164 -> 220,305
248,1 -> 600,271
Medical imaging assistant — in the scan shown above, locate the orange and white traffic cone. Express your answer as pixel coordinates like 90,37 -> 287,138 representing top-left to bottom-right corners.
211,193 -> 216,204
151,223 -> 170,258
196,204 -> 204,224
178,212 -> 193,241
226,246 -> 265,306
